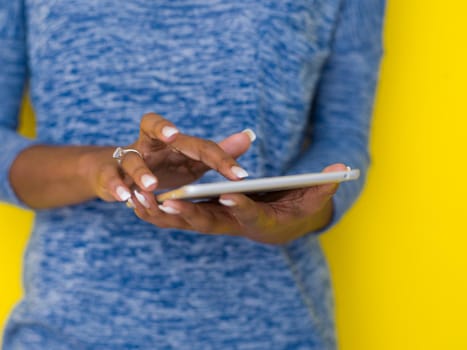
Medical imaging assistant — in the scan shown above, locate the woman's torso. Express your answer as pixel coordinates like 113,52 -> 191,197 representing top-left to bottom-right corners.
4,1 -> 341,348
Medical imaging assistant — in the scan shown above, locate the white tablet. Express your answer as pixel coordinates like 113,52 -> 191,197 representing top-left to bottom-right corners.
156,168 -> 360,202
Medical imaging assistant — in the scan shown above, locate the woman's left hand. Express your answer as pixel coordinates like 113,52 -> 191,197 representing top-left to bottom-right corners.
131,164 -> 346,244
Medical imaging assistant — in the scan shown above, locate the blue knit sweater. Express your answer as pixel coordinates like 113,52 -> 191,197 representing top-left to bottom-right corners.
1,1 -> 384,348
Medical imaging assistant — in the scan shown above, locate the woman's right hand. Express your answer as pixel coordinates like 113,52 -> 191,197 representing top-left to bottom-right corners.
9,113 -> 253,210
85,112 -> 254,204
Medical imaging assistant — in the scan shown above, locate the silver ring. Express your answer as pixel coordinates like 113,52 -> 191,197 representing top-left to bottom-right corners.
112,147 -> 143,165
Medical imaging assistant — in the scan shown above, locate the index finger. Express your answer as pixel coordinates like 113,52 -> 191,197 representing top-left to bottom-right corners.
140,112 -> 249,181
170,134 -> 249,181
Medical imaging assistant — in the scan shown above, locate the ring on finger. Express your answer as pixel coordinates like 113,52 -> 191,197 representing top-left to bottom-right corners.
112,146 -> 143,165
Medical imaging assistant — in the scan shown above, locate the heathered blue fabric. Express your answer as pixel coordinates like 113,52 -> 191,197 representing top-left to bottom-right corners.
1,0 -> 385,349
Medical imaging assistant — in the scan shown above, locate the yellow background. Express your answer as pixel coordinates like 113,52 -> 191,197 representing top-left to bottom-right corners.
1,1 -> 466,348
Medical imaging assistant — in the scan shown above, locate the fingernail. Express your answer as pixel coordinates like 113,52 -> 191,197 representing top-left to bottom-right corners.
126,198 -> 135,208
141,174 -> 157,189
242,128 -> 256,142
158,204 -> 180,215
231,166 -> 249,179
134,190 -> 151,208
162,126 -> 179,138
219,198 -> 237,207
116,186 -> 131,201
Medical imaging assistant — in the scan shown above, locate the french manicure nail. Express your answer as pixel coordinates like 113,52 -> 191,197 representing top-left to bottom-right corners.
219,198 -> 237,207
162,126 -> 179,138
231,166 -> 249,179
116,186 -> 131,201
158,204 -> 180,215
242,128 -> 257,142
141,174 -> 157,189
134,190 -> 151,209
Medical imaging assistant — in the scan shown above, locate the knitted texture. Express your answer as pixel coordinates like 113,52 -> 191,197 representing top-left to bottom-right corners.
1,1 -> 384,348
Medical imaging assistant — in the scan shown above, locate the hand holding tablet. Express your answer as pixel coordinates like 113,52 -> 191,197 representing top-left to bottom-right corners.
156,168 -> 360,203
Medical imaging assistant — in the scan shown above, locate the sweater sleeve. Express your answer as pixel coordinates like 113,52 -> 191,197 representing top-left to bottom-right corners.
287,0 -> 386,232
0,0 -> 37,207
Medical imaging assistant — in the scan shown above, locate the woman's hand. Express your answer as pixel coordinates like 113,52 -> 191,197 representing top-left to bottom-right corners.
85,112 -> 253,204
130,164 -> 346,244
10,113 -> 252,209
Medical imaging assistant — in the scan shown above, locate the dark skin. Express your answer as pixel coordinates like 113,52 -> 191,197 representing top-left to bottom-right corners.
130,163 -> 343,245
10,113 -> 251,208
11,112 -> 343,244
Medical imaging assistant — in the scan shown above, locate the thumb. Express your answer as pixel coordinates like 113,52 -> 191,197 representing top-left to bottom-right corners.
322,163 -> 348,173
312,163 -> 349,199
217,129 -> 256,159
